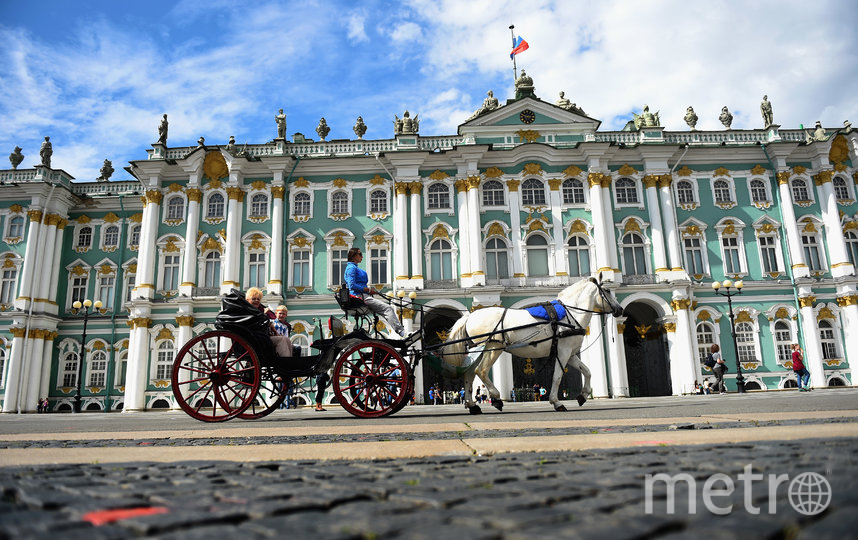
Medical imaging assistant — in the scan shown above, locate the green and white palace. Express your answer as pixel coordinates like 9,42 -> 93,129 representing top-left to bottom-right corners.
1,80 -> 856,412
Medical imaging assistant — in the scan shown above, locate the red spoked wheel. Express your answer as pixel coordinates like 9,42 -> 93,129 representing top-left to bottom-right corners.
333,340 -> 409,418
237,365 -> 288,420
171,330 -> 261,422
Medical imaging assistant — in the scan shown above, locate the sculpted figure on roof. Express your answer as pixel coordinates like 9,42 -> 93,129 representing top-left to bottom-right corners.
394,111 -> 419,135
633,105 -> 660,129
467,90 -> 500,121
684,106 -> 698,130
719,106 -> 733,129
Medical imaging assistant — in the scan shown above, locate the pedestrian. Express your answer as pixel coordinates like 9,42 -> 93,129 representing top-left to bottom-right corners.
792,343 -> 811,391
37,398 -> 44,413
539,386 -> 546,400
481,386 -> 488,403
510,389 -> 516,402
710,344 -> 727,394
315,372 -> 330,411
459,387 -> 465,404
533,384 -> 540,401
428,386 -> 435,405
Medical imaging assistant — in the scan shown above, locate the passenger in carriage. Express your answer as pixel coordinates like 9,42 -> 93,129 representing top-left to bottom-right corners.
245,288 -> 293,358
344,247 -> 405,338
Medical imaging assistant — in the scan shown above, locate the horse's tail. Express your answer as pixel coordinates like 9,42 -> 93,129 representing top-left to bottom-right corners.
443,314 -> 470,366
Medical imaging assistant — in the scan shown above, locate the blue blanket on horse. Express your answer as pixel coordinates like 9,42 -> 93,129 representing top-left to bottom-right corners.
525,300 -> 567,321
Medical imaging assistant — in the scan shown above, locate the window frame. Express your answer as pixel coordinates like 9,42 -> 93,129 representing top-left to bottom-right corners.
204,191 -> 226,223
614,177 -> 641,206
291,190 -> 313,221
481,180 -> 506,208
426,182 -> 452,211
521,178 -> 547,207
561,178 -> 586,206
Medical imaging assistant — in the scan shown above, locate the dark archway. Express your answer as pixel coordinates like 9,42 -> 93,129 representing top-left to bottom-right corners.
623,302 -> 671,397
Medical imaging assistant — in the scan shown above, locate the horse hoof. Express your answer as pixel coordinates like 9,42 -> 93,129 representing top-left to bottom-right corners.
468,405 -> 482,415
491,398 -> 503,411
577,395 -> 587,407
555,404 -> 568,412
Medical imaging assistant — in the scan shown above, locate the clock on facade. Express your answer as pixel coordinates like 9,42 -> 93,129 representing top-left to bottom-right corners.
519,109 -> 536,124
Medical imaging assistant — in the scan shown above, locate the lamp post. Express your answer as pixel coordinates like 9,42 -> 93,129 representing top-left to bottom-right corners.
72,299 -> 102,413
711,279 -> 745,393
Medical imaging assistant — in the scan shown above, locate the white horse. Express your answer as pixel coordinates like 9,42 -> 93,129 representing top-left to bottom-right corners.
442,277 -> 623,413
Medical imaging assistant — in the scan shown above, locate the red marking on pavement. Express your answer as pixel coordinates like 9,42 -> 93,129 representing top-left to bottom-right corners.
137,442 -> 154,446
83,506 -> 169,526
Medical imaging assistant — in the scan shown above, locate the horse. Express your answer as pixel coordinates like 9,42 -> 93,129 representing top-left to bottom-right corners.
442,277 -> 624,414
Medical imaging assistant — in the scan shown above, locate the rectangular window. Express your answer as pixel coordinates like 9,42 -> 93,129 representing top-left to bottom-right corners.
684,238 -> 704,275
248,253 -> 266,289
62,354 -> 78,387
89,355 -> 107,387
162,255 -> 180,290
292,251 -> 310,287
125,275 -> 136,303
331,249 -> 348,286
722,237 -> 741,274
802,234 -> 823,271
369,248 -> 388,285
430,252 -> 453,280
0,268 -> 17,304
759,235 -> 780,273
71,276 -> 88,304
98,275 -> 115,310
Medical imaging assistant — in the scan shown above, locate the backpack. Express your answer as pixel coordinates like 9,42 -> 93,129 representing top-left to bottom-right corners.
704,354 -> 716,369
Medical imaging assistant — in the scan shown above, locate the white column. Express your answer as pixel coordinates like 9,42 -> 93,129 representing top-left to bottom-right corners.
25,331 -> 46,411
409,182 -> 423,286
36,216 -> 58,305
837,293 -> 858,382
455,179 -> 472,285
506,180 -> 525,279
1,330 -> 26,412
643,176 -> 668,277
815,171 -> 853,277
548,179 -> 567,277
669,296 -> 698,395
601,175 -> 619,273
48,221 -> 67,301
136,190 -> 162,300
220,186 -> 244,294
15,211 -> 42,309
798,294 -> 826,388
607,317 -> 630,397
582,322 -> 608,398
269,186 -> 285,295
588,173 -> 611,274
777,172 -> 809,278
393,183 -> 409,285
179,189 -> 201,296
657,175 -> 683,272
39,332 -> 57,406
173,315 -> 195,408
123,316 -> 151,412
467,176 -> 485,286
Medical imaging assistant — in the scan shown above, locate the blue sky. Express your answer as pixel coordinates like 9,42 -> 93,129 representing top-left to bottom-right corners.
1,0 -> 856,181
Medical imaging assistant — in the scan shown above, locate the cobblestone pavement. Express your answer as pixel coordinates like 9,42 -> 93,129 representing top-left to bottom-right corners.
0,437 -> 855,539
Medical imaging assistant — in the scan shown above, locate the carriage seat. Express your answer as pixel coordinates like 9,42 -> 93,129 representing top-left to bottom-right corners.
336,283 -> 372,318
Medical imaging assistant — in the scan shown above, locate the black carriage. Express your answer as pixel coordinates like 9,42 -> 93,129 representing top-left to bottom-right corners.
171,289 -> 417,422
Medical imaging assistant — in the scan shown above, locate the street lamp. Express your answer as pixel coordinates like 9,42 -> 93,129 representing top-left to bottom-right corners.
71,298 -> 102,413
711,279 -> 745,393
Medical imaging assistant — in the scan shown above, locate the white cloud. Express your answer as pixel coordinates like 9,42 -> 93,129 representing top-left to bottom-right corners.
390,21 -> 423,43
347,12 -> 369,43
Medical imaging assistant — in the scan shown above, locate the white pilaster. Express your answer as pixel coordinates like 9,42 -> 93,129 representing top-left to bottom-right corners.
135,189 -> 162,300
548,179 -> 567,278
836,291 -> 858,383
657,175 -> 684,275
466,176 -> 485,286
408,181 -> 423,287
179,187 -> 201,296
15,211 -> 42,310
123,314 -> 151,412
455,179 -> 472,286
507,180 -> 525,280
269,185 -> 285,295
36,217 -> 58,309
600,175 -> 620,275
607,317 -> 630,396
582,322 -> 609,398
48,221 -> 66,301
815,171 -> 854,277
669,294 -> 698,395
24,332 -> 46,412
777,172 -> 809,279
643,176 -> 668,279
220,185 -> 244,294
588,173 -> 612,275
1,331 -> 26,412
798,292 -> 825,388
393,182 -> 409,287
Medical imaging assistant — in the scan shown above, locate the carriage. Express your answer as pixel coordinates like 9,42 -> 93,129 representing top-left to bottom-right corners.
171,278 -> 623,422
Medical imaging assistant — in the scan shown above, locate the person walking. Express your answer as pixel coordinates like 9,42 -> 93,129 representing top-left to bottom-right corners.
710,344 -> 727,394
792,343 -> 811,391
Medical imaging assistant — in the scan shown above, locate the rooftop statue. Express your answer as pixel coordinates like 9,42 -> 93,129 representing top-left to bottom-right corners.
275,108 -> 287,139
394,110 -> 419,135
97,159 -> 114,182
157,114 -> 168,145
467,90 -> 500,121
514,70 -> 535,99
316,117 -> 331,141
226,135 -> 236,154
812,120 -> 828,142
39,136 -> 52,168
684,106 -> 698,130
197,136 -> 205,146
9,146 -> 23,170
633,105 -> 660,129
760,95 -> 773,127
719,106 -> 733,129
353,116 -> 367,139
844,120 -> 852,132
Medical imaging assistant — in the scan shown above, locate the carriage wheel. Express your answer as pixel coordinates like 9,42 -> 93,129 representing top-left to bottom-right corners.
333,340 -> 409,418
237,366 -> 288,420
171,330 -> 261,422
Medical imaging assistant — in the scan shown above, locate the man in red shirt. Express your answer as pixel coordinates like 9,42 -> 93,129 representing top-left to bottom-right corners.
792,343 -> 811,391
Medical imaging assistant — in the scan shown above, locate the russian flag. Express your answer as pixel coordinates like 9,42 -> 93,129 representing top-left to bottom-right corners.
510,36 -> 529,59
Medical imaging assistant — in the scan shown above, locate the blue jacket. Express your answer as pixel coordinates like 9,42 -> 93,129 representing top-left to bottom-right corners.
344,261 -> 368,297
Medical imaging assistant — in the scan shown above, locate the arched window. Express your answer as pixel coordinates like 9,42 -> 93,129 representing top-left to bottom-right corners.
696,321 -> 716,364
0,264 -> 18,305
713,179 -> 732,204
8,216 -> 24,238
155,341 -> 174,380
482,180 -> 505,206
522,179 -> 546,206
567,236 -> 590,277
77,226 -> 92,248
833,176 -> 850,200
88,350 -> 107,387
428,238 -> 453,280
750,179 -> 768,203
562,179 -> 585,204
204,252 -> 221,288
485,238 -> 509,282
622,232 -> 647,275
293,192 -> 311,216
676,180 -> 694,204
115,350 -> 128,387
331,191 -> 349,214
525,235 -> 549,277
774,321 -> 792,364
103,225 -> 119,248
370,190 -> 388,213
615,178 -> 638,204
250,194 -> 268,217
735,321 -> 756,363
166,196 -> 184,220
846,231 -> 858,266
130,225 -> 141,246
819,320 -> 838,360
206,193 -> 225,219
792,179 -> 809,201
427,184 -> 450,209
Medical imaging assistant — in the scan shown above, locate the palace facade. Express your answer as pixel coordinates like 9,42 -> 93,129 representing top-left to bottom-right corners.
1,83 -> 856,412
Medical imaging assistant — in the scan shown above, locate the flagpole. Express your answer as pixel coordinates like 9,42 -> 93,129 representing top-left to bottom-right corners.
509,24 -> 517,81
